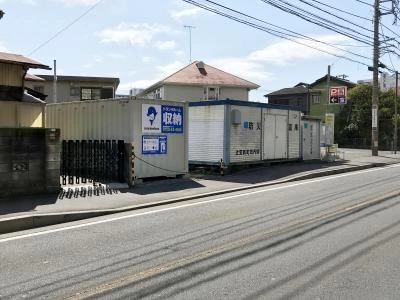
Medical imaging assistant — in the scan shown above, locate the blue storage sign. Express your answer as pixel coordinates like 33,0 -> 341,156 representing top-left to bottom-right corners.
162,105 -> 183,133
142,135 -> 167,155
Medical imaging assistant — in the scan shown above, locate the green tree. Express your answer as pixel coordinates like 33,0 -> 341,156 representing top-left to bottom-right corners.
336,84 -> 400,150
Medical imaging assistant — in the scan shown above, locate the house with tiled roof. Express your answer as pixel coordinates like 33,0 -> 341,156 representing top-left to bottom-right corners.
265,75 -> 356,118
266,83 -> 316,115
0,51 -> 50,127
138,61 -> 260,102
25,74 -> 120,103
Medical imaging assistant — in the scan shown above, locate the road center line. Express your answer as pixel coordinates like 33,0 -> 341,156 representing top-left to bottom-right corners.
1,164 -> 399,243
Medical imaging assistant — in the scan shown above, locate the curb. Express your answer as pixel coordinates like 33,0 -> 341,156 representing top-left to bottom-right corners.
0,162 -> 389,235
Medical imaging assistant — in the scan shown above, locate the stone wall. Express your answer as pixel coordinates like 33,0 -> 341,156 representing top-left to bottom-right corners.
0,128 -> 60,198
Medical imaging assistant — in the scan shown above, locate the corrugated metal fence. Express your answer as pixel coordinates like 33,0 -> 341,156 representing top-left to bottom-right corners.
60,139 -> 125,185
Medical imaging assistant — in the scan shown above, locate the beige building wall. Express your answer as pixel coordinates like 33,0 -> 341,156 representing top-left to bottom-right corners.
163,85 -> 250,102
0,101 -> 44,128
25,79 -> 117,103
0,63 -> 24,86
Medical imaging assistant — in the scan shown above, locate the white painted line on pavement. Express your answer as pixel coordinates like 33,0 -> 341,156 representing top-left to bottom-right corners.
1,164 -> 399,243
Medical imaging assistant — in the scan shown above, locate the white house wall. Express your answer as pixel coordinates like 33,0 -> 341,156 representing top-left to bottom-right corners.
188,105 -> 224,163
220,87 -> 249,101
163,85 -> 250,102
230,105 -> 262,163
164,85 -> 204,102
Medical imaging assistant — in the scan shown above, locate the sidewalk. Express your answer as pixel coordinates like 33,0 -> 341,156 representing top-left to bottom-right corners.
1,148 -> 400,234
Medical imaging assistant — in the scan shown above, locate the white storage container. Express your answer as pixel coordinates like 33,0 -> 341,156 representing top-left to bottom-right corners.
46,98 -> 188,181
301,116 -> 322,160
189,100 -> 301,166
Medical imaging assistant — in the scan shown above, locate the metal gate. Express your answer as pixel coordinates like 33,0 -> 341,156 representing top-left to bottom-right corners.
61,140 -> 125,185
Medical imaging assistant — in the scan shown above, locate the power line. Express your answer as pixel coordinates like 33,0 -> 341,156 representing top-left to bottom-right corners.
262,0 -> 400,58
380,22 -> 397,73
308,0 -> 372,22
182,0 -> 371,67
200,0 -> 371,59
28,0 -> 105,56
299,0 -> 375,34
260,0 -> 374,45
354,0 -> 374,7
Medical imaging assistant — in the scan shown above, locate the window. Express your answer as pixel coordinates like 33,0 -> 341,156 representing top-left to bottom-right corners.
81,88 -> 93,100
203,86 -> 220,100
33,86 -> 44,94
70,87 -> 80,96
80,87 -> 113,101
154,88 -> 162,100
312,95 -> 320,104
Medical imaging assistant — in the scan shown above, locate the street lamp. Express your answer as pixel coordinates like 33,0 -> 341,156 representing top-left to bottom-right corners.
0,10 -> 4,19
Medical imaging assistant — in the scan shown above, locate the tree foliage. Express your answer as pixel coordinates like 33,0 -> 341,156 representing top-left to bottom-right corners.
336,84 -> 399,149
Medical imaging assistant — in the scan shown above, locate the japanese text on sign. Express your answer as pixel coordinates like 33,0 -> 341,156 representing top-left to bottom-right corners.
243,121 -> 262,130
162,105 -> 184,133
142,135 -> 167,155
329,86 -> 347,104
235,149 -> 260,155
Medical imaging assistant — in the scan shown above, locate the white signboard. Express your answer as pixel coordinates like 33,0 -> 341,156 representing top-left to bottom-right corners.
142,135 -> 167,154
142,104 -> 161,133
325,113 -> 335,145
372,106 -> 378,129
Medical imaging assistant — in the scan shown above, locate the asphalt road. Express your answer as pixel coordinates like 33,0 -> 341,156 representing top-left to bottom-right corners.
1,164 -> 400,299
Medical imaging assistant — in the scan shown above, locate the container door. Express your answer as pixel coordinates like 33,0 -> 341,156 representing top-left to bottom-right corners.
263,114 -> 276,159
302,121 -> 312,160
274,115 -> 288,159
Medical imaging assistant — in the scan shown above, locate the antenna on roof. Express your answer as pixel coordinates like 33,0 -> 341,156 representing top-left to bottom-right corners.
184,25 -> 195,63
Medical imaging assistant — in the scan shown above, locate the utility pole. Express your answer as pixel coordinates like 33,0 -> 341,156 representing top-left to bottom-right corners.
371,0 -> 380,156
395,71 -> 398,154
184,25 -> 194,63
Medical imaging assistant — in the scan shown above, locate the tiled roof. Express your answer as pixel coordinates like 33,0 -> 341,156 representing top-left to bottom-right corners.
310,75 -> 356,87
142,61 -> 259,93
0,52 -> 50,69
35,74 -> 120,87
265,86 -> 309,97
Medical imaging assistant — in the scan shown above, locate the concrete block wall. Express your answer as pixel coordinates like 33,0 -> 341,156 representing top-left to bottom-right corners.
0,128 -> 61,198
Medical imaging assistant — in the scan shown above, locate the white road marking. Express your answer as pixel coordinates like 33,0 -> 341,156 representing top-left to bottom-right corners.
1,164 -> 399,243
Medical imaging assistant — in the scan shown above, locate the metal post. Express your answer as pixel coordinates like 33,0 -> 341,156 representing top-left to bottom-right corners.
326,65 -> 331,116
371,0 -> 380,156
184,25 -> 194,63
395,71 -> 398,154
53,59 -> 57,103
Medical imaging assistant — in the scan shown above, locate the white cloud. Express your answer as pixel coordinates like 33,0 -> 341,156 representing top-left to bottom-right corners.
169,7 -> 203,21
155,61 -> 185,77
248,34 -> 352,66
119,79 -> 157,92
97,23 -> 170,46
155,40 -> 177,51
119,61 -> 185,93
108,53 -> 125,59
56,0 -> 99,7
0,42 -> 9,52
142,56 -> 153,63
209,57 -> 273,84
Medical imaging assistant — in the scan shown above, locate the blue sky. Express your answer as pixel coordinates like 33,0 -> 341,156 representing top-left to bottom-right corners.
0,0 -> 399,101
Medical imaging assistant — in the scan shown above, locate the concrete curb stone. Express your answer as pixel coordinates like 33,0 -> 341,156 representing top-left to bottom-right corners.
0,162 -> 386,235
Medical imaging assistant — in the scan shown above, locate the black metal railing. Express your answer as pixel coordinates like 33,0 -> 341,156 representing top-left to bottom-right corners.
61,140 -> 125,185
